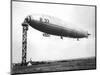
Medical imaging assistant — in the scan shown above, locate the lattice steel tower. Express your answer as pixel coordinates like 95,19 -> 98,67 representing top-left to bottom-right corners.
22,22 -> 28,65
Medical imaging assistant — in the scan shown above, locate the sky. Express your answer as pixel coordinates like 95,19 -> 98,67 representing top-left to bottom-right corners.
12,1 -> 95,63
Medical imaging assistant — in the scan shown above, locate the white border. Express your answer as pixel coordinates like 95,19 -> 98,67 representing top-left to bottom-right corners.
0,0 -> 100,75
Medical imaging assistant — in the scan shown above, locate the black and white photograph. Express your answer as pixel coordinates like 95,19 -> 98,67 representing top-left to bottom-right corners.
11,0 -> 96,74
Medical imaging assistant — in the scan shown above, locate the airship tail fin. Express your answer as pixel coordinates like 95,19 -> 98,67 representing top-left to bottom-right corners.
88,33 -> 91,36
85,33 -> 91,39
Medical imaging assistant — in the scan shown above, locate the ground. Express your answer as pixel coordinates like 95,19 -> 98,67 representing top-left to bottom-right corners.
12,57 -> 96,74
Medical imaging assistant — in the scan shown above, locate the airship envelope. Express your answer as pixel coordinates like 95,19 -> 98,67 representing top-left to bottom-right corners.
23,14 -> 90,40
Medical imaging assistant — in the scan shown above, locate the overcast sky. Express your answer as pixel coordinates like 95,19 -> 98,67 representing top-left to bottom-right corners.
12,1 -> 95,63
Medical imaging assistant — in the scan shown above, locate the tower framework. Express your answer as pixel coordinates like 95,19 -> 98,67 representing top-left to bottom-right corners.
22,22 -> 28,65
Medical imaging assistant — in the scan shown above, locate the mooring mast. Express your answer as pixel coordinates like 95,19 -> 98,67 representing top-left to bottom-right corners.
22,22 -> 28,65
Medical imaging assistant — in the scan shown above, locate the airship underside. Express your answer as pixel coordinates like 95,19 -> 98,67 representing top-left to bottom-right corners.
24,15 -> 90,40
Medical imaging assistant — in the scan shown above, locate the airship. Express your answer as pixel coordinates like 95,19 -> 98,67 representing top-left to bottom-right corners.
23,14 -> 90,40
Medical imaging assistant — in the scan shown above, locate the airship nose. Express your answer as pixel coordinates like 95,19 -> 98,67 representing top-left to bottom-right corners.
24,15 -> 31,23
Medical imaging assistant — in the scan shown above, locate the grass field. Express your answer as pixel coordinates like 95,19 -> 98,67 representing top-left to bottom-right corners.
12,57 -> 96,74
